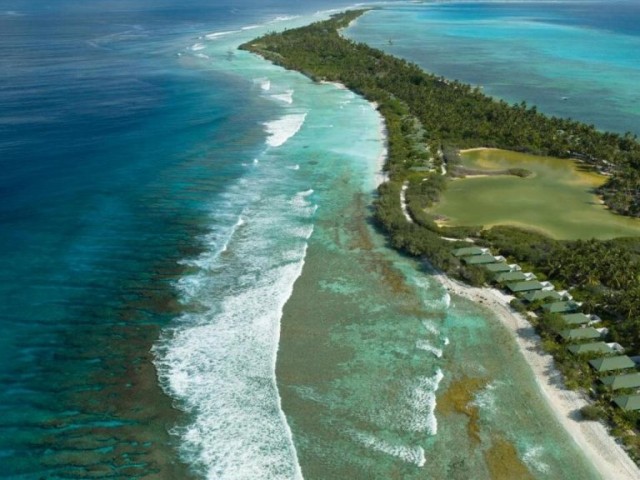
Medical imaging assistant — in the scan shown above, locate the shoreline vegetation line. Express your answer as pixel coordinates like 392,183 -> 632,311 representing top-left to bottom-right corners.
240,8 -> 640,477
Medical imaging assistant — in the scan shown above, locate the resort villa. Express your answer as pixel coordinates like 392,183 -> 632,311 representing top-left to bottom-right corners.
453,245 -> 640,412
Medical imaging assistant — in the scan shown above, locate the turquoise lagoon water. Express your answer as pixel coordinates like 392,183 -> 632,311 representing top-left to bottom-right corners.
346,1 -> 640,135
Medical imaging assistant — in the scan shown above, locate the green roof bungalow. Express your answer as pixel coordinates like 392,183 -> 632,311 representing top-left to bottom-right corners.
463,254 -> 497,265
589,356 -> 636,373
506,280 -> 544,294
560,327 -> 601,342
453,247 -> 485,257
567,342 -> 613,356
542,301 -> 580,314
484,263 -> 512,273
561,313 -> 591,326
613,395 -> 640,411
495,271 -> 527,283
600,373 -> 640,391
522,290 -> 561,303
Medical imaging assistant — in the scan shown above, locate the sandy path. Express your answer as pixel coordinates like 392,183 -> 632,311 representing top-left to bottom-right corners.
435,272 -> 640,480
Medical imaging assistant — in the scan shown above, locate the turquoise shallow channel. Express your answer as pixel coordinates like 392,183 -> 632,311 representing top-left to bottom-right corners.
345,1 -> 640,136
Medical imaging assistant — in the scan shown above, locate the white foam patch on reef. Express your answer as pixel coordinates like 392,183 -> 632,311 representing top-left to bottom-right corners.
406,369 -> 444,435
255,78 -> 271,91
191,43 -> 206,51
155,171 -> 316,478
416,340 -> 443,358
349,430 -> 426,467
472,380 -> 498,414
271,90 -> 294,104
522,445 -> 551,474
422,320 -> 440,337
442,292 -> 451,308
264,113 -> 307,148
194,53 -> 210,60
270,15 -> 300,23
205,30 -> 240,40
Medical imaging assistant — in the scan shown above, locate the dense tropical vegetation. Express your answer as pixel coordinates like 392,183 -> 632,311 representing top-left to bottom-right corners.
242,10 -> 640,459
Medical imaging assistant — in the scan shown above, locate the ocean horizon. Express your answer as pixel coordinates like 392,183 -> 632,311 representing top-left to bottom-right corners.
1,1 -> 638,478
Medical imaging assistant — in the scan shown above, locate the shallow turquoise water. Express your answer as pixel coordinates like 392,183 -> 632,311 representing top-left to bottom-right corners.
346,1 -> 640,135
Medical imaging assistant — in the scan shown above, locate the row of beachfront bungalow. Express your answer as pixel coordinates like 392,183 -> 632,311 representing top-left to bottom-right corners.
591,356 -> 640,411
452,245 -> 640,410
452,246 -> 489,257
452,247 -> 544,292
548,301 -> 640,411
556,311 -> 640,411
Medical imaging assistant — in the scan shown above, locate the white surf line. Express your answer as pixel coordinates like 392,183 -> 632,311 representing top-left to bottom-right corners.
264,113 -> 307,148
154,187 -> 316,479
400,181 -> 413,223
348,429 -> 426,467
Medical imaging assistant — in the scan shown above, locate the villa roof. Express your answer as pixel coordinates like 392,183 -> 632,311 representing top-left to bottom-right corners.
495,271 -> 527,283
463,254 -> 497,265
613,395 -> 640,411
560,327 -> 601,342
453,247 -> 484,257
561,313 -> 591,326
600,373 -> 640,390
589,356 -> 636,373
484,263 -> 512,273
506,280 -> 544,293
522,290 -> 561,303
543,301 -> 579,314
568,342 -> 613,356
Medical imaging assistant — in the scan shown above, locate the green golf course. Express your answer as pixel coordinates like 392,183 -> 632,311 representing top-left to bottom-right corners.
431,149 -> 640,240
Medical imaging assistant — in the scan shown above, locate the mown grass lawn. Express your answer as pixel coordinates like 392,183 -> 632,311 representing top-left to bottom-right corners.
432,149 -> 640,239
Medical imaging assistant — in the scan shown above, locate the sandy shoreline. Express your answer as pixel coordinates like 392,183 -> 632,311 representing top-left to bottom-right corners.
434,272 -> 640,480
369,100 -> 389,188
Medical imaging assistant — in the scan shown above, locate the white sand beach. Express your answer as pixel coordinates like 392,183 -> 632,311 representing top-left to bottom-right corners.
435,273 -> 640,480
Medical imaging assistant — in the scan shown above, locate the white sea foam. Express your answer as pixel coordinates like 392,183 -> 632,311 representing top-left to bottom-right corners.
443,337 -> 450,346
422,320 -> 440,336
155,169 -> 317,478
416,340 -> 443,358
241,25 -> 260,31
254,78 -> 271,91
287,164 -> 300,171
472,381 -> 499,414
156,262 -> 306,479
270,15 -> 300,23
442,292 -> 451,308
271,89 -> 294,104
407,369 -> 444,435
191,43 -> 206,51
523,445 -> 551,474
264,113 -> 307,148
205,30 -> 240,40
349,430 -> 426,467
194,53 -> 210,59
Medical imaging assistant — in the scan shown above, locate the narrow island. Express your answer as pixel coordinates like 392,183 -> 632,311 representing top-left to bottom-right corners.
241,9 -> 640,478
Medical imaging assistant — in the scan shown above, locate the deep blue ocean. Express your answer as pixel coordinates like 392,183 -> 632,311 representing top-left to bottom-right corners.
1,1 -> 639,478
0,1 -> 358,477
